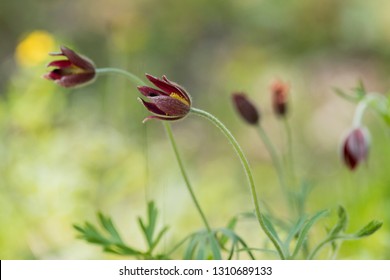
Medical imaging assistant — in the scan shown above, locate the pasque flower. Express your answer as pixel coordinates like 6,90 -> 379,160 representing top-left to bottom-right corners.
342,127 -> 370,170
232,93 -> 260,125
44,46 -> 96,88
137,74 -> 192,122
271,79 -> 289,117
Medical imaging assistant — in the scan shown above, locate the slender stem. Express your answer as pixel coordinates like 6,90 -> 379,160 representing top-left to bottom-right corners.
283,119 -> 297,188
352,94 -> 384,128
164,122 -> 212,233
96,67 -> 146,86
256,125 -> 289,203
307,237 -> 333,260
308,235 -> 355,260
190,107 -> 286,259
165,233 -> 196,257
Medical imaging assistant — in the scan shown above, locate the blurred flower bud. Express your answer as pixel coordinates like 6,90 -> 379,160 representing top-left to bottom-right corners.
342,127 -> 370,170
232,93 -> 260,125
271,79 -> 289,117
44,46 -> 96,88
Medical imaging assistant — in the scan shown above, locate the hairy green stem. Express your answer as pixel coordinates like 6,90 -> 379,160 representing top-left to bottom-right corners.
96,68 -> 146,86
308,236 -> 337,260
352,94 -> 384,128
308,235 -> 357,260
190,107 -> 286,259
164,122 -> 212,233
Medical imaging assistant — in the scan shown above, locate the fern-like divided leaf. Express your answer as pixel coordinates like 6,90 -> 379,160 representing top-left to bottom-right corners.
137,201 -> 169,254
73,201 -> 169,259
307,206 -> 383,259
73,213 -> 142,257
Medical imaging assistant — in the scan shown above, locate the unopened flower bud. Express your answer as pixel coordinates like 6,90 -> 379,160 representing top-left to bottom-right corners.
137,74 -> 192,122
232,93 -> 260,125
271,80 -> 289,117
44,46 -> 96,88
342,127 -> 370,170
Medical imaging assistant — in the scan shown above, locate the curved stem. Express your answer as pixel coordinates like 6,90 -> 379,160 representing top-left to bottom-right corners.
96,67 -> 146,86
165,233 -> 196,257
352,94 -> 384,128
308,237 -> 332,260
353,99 -> 370,128
190,107 -> 286,259
164,122 -> 212,233
308,234 -> 357,259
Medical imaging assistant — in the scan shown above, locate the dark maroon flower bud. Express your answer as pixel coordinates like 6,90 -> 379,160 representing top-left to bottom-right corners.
44,46 -> 96,88
232,93 -> 260,125
271,80 -> 289,117
342,127 -> 370,170
137,74 -> 192,122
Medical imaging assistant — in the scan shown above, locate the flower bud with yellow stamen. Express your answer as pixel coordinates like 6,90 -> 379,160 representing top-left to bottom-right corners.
137,74 -> 192,122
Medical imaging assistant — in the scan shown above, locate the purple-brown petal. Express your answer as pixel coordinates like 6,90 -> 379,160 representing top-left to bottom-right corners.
60,46 -> 95,71
55,72 -> 96,88
343,143 -> 358,170
137,86 -> 168,97
43,70 -> 62,81
151,95 -> 190,117
47,60 -> 73,68
139,98 -> 166,116
146,74 -> 184,95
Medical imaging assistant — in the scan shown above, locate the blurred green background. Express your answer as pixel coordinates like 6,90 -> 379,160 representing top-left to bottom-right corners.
0,0 -> 389,259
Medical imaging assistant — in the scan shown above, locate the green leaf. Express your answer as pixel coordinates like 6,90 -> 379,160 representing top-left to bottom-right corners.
138,201 -> 158,248
150,226 -> 169,253
262,214 -> 287,258
354,220 -> 383,238
354,79 -> 367,99
195,235 -> 207,260
73,204 -> 170,259
218,216 -> 238,248
262,214 -> 283,246
98,213 -> 123,243
333,87 -> 360,102
208,233 -> 222,260
284,215 -> 307,251
333,81 -> 367,103
183,231 -> 222,260
184,233 -> 203,260
73,214 -> 142,257
217,228 -> 255,260
329,206 -> 348,237
308,214 -> 382,259
292,209 -> 329,258
137,201 -> 168,253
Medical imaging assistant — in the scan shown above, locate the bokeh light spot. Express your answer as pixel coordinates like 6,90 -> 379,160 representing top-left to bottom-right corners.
15,30 -> 56,67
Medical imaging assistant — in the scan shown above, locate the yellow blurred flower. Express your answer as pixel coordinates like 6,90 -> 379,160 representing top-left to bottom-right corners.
15,30 -> 55,67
